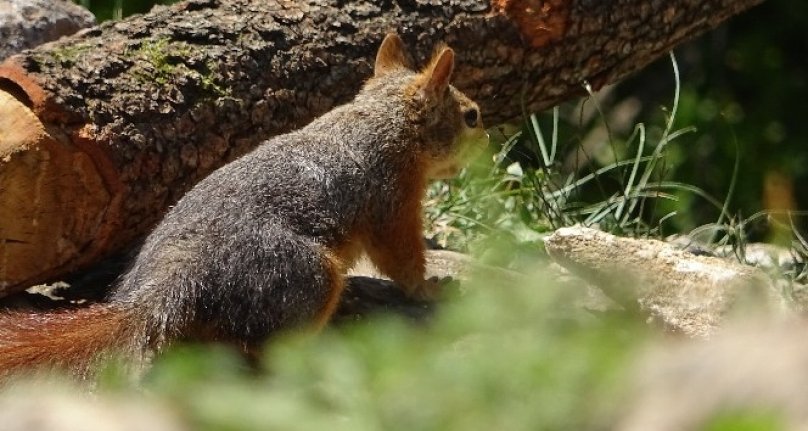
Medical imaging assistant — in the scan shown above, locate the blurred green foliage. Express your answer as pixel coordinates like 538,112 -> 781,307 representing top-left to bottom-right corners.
131,264 -> 646,430
75,0 -> 177,22
704,410 -> 785,431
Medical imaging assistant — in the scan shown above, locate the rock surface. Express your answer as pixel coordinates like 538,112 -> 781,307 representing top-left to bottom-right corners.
0,0 -> 95,61
544,226 -> 784,338
716,242 -> 804,272
617,318 -> 808,430
0,382 -> 185,431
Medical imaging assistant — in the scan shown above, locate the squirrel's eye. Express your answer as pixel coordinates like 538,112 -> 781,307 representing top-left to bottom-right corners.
463,108 -> 479,128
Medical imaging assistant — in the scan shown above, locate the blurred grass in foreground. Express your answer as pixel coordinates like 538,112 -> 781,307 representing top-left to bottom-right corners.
0,265 -> 787,431
123,259 -> 648,431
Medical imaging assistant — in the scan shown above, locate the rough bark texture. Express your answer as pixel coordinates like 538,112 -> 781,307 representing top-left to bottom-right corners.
0,0 -> 764,292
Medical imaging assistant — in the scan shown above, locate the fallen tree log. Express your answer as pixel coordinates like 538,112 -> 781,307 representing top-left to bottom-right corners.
0,0 -> 764,293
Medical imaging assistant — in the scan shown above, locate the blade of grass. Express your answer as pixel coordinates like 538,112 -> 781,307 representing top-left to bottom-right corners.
711,123 -> 741,243
531,113 -> 552,167
616,123 -> 646,222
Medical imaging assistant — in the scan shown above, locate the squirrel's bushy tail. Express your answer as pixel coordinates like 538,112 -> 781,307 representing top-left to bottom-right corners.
0,304 -> 139,379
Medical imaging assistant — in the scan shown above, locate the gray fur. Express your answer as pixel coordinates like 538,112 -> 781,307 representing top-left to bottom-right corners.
110,67 -> 466,351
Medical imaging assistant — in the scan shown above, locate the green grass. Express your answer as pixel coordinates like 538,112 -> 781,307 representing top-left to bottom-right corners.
427,54 -> 726,254
428,53 -> 806,275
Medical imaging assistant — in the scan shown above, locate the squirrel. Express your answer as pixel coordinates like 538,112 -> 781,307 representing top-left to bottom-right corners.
0,33 -> 488,379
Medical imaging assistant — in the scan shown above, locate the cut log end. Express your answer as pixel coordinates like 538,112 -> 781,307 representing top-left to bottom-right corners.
0,90 -> 110,294
0,58 -> 66,122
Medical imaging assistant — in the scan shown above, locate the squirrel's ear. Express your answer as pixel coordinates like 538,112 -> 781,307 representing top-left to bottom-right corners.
419,46 -> 455,99
374,33 -> 412,76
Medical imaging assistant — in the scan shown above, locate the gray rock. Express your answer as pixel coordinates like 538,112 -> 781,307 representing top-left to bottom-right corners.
617,318 -> 808,431
544,226 -> 784,338
0,381 -> 186,431
0,0 -> 95,61
715,242 -> 803,271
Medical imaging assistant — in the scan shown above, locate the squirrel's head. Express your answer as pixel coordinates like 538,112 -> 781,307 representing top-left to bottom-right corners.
369,33 -> 489,179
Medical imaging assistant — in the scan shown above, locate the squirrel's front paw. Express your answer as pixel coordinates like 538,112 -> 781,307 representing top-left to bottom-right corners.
405,276 -> 452,301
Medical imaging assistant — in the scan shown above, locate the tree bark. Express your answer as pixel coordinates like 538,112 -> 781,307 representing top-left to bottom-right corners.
0,0 -> 764,293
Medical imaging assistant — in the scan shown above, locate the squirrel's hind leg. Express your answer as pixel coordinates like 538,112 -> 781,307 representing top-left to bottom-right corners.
188,231 -> 348,343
